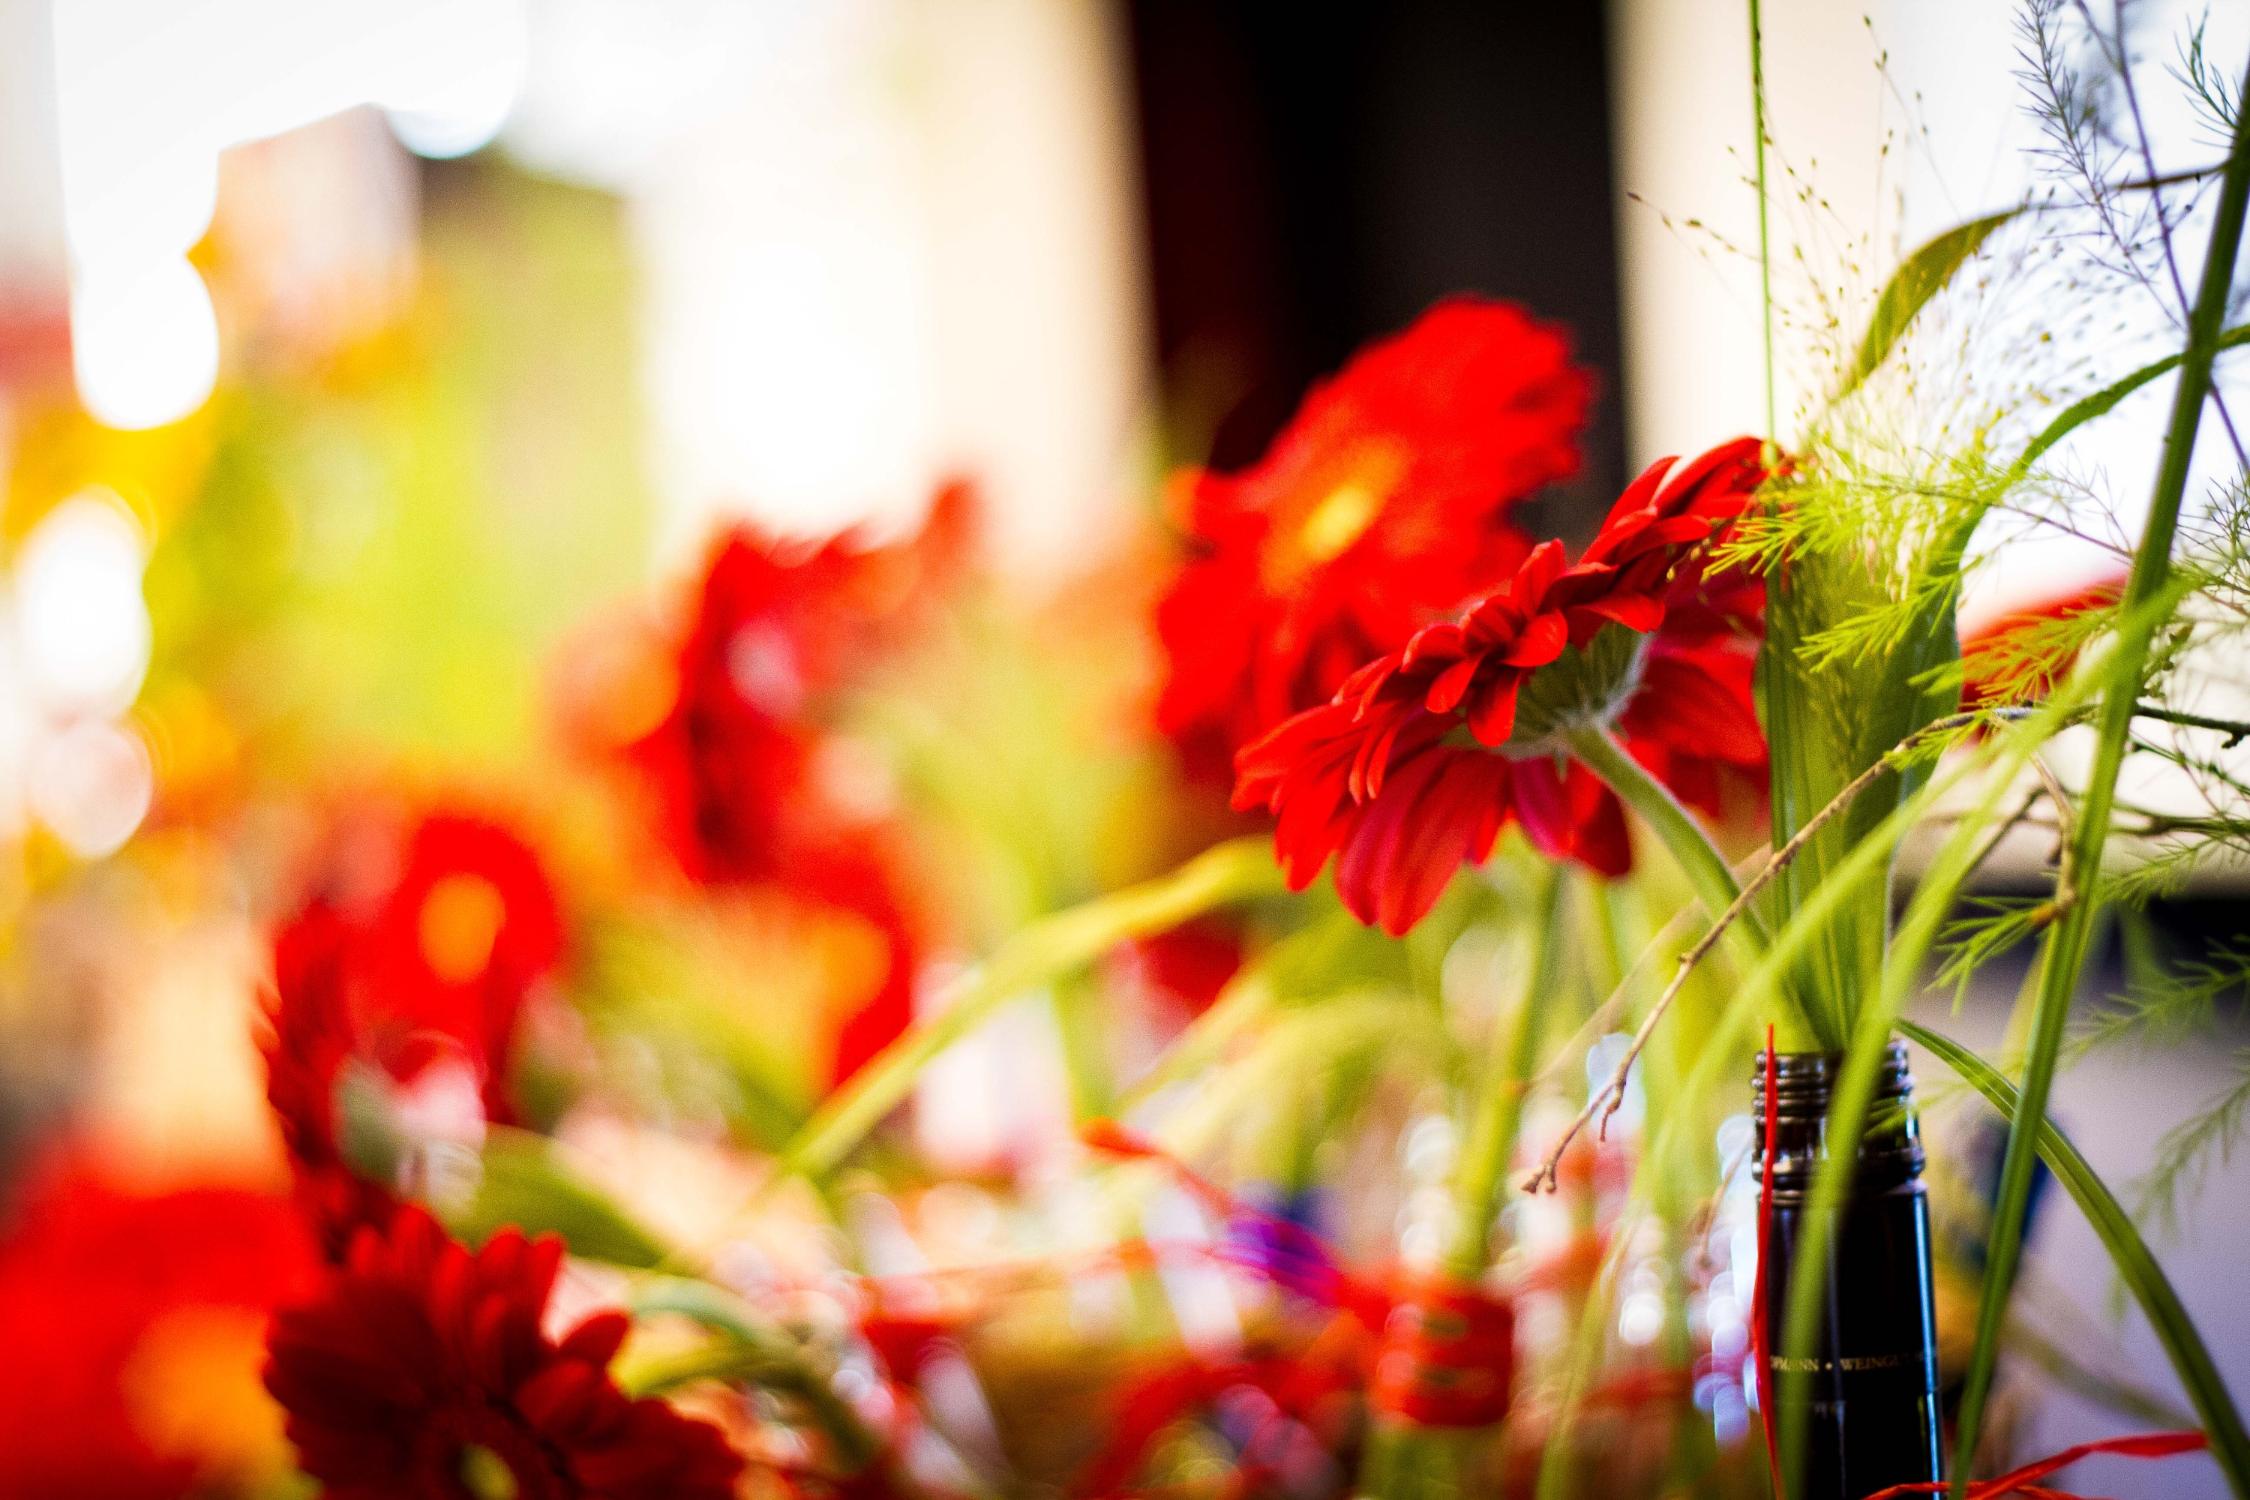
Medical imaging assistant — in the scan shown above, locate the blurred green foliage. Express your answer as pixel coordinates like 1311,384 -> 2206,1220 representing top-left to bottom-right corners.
145,162 -> 652,779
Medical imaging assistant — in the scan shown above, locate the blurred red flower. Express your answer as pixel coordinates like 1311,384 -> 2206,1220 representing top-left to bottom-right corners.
1958,574 -> 2125,710
264,1205 -> 741,1500
1156,298 -> 1593,781
0,1159 -> 319,1499
366,813 -> 566,1090
262,807 -> 566,1251
581,486 -> 971,1086
623,484 -> 973,887
1234,439 -> 1770,933
263,901 -> 412,1257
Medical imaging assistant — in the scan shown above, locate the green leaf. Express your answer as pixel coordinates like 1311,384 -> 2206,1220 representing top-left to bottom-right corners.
332,1060 -> 407,1181
1843,210 -> 2016,398
1761,535 -> 1931,1047
1950,111 -> 2250,1491
1838,512 -> 1974,937
1769,208 -> 2066,1044
1900,1020 -> 2250,1494
1760,556 -> 1858,1048
2012,324 -> 2250,479
443,1128 -> 673,1268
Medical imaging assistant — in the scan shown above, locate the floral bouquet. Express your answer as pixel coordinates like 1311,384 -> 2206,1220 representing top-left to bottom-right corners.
5,4 -> 2250,1500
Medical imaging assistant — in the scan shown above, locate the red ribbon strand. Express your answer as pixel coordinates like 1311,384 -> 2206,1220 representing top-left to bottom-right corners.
1753,1027 -> 1782,1495
1861,1428 -> 2208,1499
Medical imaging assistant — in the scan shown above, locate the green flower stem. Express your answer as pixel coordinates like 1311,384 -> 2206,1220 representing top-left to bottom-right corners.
1563,726 -> 1812,1047
1747,0 -> 1776,446
1448,866 -> 1569,1280
1948,48 -> 2250,1498
1564,729 -> 1753,940
780,836 -> 1286,1182
1051,972 -> 1115,1122
1643,1011 -> 1720,1492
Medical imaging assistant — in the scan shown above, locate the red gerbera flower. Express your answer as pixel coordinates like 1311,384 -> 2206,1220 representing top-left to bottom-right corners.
795,831 -> 926,1088
1234,439 -> 1771,933
262,808 -> 567,1251
264,1206 -> 742,1500
264,901 -> 413,1255
1156,298 -> 1594,779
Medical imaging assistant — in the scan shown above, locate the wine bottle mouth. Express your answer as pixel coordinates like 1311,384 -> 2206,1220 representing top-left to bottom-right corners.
1749,1040 -> 1915,1104
1752,1040 -> 1926,1189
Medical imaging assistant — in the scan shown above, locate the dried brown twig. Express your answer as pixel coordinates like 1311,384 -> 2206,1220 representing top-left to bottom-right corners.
1522,708 -> 2014,1194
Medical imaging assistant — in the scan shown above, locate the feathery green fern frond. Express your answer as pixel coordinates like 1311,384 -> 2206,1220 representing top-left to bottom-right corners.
2134,1052 -> 2250,1237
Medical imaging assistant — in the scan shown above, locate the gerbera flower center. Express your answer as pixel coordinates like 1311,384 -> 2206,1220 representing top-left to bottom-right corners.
460,1442 -> 524,1500
420,1413 -> 559,1500
1298,479 -> 1384,563
1262,444 -> 1410,590
419,874 -> 507,984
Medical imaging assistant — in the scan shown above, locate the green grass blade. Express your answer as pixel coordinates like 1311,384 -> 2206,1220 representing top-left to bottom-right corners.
1900,1019 -> 2250,1492
2011,325 -> 2250,480
1841,211 -> 2016,400
782,836 -> 1287,1180
445,1128 -> 674,1268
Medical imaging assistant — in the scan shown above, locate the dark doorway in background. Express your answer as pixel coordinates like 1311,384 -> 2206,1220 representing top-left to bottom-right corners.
1124,2 -> 1627,534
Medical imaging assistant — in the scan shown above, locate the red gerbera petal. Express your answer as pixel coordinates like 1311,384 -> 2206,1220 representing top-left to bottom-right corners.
1424,652 -> 1485,714
1464,672 -> 1525,747
1571,590 -> 1667,634
1502,611 -> 1570,668
1627,653 -> 1766,765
